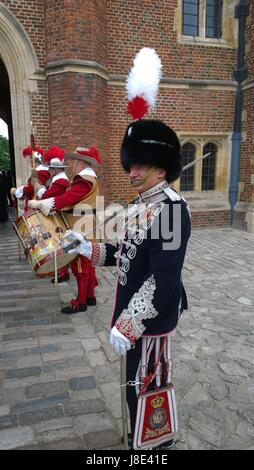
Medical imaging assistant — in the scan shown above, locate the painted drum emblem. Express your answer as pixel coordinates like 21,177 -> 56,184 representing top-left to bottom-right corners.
149,407 -> 167,430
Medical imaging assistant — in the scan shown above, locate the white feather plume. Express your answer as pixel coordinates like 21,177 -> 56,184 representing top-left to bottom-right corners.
126,47 -> 162,110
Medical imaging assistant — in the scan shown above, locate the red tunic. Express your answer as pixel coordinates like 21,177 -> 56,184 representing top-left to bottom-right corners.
37,169 -> 50,186
40,178 -> 69,199
52,175 -> 92,210
21,166 -> 50,212
52,171 -> 97,304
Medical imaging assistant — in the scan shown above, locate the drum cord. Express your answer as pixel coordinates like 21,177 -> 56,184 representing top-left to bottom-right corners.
54,239 -> 62,284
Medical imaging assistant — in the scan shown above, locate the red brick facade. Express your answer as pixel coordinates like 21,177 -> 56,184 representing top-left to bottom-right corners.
1,0 -> 253,228
242,2 -> 254,204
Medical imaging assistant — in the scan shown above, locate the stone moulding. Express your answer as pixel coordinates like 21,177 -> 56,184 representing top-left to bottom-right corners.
0,4 -> 39,187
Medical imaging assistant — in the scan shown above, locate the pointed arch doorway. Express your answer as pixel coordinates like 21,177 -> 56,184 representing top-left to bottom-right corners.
0,4 -> 40,187
0,58 -> 15,183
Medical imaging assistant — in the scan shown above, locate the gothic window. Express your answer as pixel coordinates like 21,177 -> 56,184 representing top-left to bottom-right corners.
180,142 -> 196,191
181,1 -> 225,42
202,143 -> 217,190
182,0 -> 199,36
205,0 -> 223,38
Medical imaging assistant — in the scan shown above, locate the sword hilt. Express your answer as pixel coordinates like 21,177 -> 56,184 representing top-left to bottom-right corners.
63,238 -> 81,253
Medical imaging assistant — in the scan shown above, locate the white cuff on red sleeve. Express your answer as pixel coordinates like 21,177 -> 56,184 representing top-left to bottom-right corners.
15,186 -> 24,199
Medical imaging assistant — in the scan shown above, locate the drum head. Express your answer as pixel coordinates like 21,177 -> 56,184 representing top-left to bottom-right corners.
13,210 -> 77,277
35,249 -> 77,278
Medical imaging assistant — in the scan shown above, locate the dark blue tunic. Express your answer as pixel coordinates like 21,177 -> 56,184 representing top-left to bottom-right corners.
92,186 -> 191,339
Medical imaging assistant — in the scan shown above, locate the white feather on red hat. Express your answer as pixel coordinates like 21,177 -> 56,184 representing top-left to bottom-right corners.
74,147 -> 102,167
44,146 -> 66,167
126,47 -> 162,120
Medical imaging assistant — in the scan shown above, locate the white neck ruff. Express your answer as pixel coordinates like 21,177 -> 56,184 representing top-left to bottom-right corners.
51,172 -> 69,183
79,167 -> 97,178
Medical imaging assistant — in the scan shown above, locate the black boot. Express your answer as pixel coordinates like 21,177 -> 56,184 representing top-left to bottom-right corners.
86,297 -> 96,306
61,303 -> 87,314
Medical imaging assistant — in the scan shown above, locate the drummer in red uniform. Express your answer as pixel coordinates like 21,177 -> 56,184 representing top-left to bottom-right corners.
11,146 -> 50,212
31,145 -> 70,284
29,146 -> 102,314
33,146 -> 69,200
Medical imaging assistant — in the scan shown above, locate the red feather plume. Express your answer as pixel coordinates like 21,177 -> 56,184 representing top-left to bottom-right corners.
127,96 -> 149,120
22,145 -> 44,158
44,146 -> 64,163
22,146 -> 33,158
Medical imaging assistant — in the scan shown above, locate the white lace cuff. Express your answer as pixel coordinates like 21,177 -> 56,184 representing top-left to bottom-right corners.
91,243 -> 107,266
36,187 -> 46,199
114,274 -> 158,342
15,186 -> 24,199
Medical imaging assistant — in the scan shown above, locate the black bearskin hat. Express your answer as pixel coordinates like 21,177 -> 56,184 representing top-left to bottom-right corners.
120,119 -> 182,183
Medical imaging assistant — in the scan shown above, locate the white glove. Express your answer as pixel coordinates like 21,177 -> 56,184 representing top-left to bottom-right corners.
38,198 -> 54,216
10,187 -> 17,197
28,200 -> 40,210
110,326 -> 132,356
28,198 -> 54,216
63,230 -> 93,259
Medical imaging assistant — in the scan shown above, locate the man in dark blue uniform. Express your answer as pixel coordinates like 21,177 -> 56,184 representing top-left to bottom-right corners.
64,119 -> 191,448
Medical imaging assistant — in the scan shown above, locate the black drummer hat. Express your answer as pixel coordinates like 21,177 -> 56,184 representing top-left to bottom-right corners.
120,47 -> 182,183
121,119 -> 182,183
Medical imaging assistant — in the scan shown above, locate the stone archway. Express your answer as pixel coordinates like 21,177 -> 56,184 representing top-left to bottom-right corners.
0,4 -> 39,186
0,58 -> 15,182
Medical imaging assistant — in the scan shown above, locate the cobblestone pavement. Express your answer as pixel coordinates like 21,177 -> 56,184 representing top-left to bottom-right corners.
0,211 -> 253,450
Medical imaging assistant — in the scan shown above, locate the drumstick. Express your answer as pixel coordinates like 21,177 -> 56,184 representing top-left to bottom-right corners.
13,197 -> 22,261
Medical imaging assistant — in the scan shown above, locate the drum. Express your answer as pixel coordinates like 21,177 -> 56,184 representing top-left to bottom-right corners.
13,210 -> 77,277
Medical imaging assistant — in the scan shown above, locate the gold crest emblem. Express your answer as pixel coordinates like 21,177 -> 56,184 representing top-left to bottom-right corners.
151,395 -> 165,408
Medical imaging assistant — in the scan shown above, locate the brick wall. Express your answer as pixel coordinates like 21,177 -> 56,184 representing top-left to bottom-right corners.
3,0 -> 46,67
44,0 -> 108,197
107,0 -> 236,80
1,0 -> 253,229
191,210 -> 231,229
106,84 -> 235,204
47,72 -> 109,199
105,0 -> 237,210
44,0 -> 107,66
30,80 -> 50,150
242,1 -> 254,205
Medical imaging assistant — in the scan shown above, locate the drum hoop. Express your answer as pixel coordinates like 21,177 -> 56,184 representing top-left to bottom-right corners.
15,209 -> 38,226
13,222 -> 26,249
14,210 -> 71,277
34,250 -> 73,278
16,214 -> 43,267
33,248 -> 61,273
